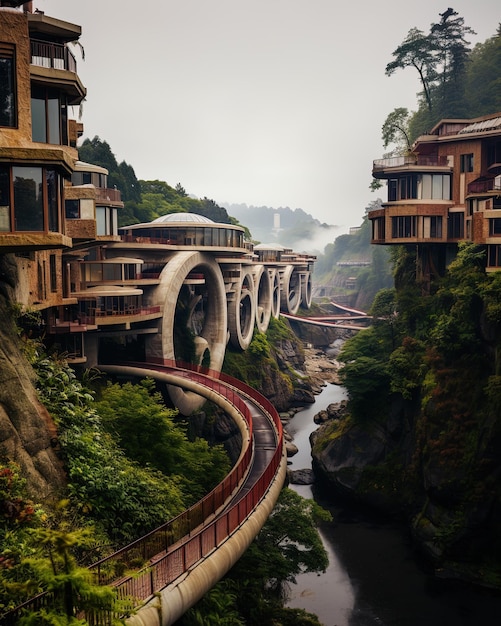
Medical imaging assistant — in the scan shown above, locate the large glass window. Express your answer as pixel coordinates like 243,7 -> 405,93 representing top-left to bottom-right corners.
0,46 -> 16,127
489,219 -> 501,236
448,212 -> 464,239
31,86 -> 66,144
13,166 -> 44,231
389,174 -> 451,201
392,216 -> 417,238
460,153 -> 474,173
423,216 -> 442,238
2,166 -> 61,233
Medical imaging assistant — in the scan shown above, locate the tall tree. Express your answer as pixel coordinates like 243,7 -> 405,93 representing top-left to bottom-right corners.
385,27 -> 436,111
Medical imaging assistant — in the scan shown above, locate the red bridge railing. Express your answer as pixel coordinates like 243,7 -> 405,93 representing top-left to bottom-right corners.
0,362 -> 283,625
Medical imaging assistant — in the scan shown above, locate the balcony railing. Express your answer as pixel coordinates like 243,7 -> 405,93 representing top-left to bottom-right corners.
95,188 -> 122,204
467,177 -> 501,194
78,305 -> 161,325
30,39 -> 77,73
373,155 -> 450,171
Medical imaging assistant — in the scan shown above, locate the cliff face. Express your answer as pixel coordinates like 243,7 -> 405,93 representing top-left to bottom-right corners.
311,362 -> 501,586
0,254 -> 66,498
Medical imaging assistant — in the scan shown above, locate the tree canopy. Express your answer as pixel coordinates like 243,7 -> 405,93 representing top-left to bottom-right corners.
382,8 -> 500,150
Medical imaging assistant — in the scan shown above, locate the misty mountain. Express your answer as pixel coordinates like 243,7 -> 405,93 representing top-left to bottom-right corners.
223,203 -> 340,254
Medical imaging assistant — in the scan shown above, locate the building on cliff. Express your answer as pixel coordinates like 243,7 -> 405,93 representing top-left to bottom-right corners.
369,112 -> 501,282
0,2 -> 315,395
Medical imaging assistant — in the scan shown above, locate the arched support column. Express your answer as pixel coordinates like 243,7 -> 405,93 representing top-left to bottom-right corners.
146,251 -> 227,414
228,268 -> 255,350
301,271 -> 313,308
269,268 -> 281,319
279,265 -> 301,315
253,265 -> 272,333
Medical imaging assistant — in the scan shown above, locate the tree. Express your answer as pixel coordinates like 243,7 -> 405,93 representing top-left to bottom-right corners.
386,27 -> 436,111
385,8 -> 475,121
17,503 -> 129,626
381,107 -> 413,153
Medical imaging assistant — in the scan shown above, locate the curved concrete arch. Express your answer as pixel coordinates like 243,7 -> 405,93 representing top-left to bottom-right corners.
252,265 -> 272,333
228,269 -> 256,350
280,265 -> 302,315
269,268 -> 281,319
301,272 -> 313,308
147,251 -> 227,414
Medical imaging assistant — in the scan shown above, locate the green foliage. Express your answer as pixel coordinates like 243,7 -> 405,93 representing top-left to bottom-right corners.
381,107 -> 413,152
15,503 -> 129,626
34,355 -> 186,544
95,380 -> 230,502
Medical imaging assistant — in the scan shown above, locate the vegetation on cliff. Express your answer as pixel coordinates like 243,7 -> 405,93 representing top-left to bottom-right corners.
313,243 -> 501,586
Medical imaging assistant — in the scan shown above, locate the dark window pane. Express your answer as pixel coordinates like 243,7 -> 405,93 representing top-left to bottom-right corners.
47,95 -> 60,143
0,56 -> 16,127
47,169 -> 59,231
31,95 -> 46,142
65,199 -> 80,219
0,166 -> 10,231
13,166 -> 44,231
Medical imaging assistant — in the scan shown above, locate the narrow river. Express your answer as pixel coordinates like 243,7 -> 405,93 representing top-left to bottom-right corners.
285,383 -> 501,626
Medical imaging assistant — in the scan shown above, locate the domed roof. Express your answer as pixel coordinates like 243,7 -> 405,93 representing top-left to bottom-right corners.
151,212 -> 214,224
254,243 -> 285,251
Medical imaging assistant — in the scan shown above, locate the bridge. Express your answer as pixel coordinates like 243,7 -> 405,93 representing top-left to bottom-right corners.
282,301 -> 371,331
1,360 -> 286,626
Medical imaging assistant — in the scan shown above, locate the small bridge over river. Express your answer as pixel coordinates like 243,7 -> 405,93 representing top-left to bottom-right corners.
282,301 -> 371,331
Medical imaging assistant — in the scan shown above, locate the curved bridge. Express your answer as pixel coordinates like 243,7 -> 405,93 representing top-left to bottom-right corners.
100,361 -> 286,626
1,361 -> 286,626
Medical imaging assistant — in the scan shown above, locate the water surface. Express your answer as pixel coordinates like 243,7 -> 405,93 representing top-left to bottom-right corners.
285,384 -> 501,626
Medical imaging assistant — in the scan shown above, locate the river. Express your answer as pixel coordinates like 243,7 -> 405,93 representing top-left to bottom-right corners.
285,383 -> 501,626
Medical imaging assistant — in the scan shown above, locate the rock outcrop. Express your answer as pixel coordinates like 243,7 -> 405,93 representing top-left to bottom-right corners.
0,254 -> 66,498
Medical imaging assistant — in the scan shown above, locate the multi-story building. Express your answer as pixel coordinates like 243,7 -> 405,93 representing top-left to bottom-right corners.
0,2 -> 315,389
369,111 -> 501,280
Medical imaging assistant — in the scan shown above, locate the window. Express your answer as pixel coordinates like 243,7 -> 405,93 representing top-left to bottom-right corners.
488,245 -> 501,267
65,199 -> 80,219
392,216 -> 417,238
423,216 -> 443,238
31,86 -> 68,144
489,219 -> 501,236
50,254 -> 57,292
8,165 -> 60,232
371,217 -> 385,241
0,166 -> 10,231
388,174 -> 451,201
0,45 -> 16,127
448,212 -> 464,239
14,166 -> 44,231
460,153 -> 474,173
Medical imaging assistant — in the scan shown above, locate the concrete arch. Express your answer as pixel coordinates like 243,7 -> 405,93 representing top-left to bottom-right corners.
146,251 -> 227,414
253,265 -> 272,333
280,265 -> 302,315
228,268 -> 256,350
301,272 -> 313,308
269,268 -> 281,319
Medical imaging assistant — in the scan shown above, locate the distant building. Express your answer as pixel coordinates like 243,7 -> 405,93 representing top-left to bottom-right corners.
369,112 -> 501,280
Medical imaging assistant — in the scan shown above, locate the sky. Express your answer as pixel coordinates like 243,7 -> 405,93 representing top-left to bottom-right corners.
37,0 -> 500,231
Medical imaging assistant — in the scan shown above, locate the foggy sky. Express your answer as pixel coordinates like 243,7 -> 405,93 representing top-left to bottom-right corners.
37,0 -> 501,231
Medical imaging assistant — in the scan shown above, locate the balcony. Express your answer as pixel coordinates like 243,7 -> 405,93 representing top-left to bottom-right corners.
467,176 -> 501,195
95,187 -> 123,206
373,155 -> 450,172
31,39 -> 77,72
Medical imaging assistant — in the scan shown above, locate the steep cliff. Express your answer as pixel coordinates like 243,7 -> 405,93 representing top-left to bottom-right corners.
0,254 -> 66,498
311,246 -> 501,588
